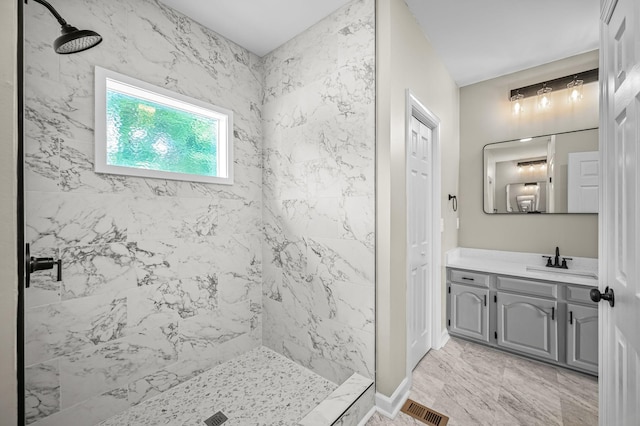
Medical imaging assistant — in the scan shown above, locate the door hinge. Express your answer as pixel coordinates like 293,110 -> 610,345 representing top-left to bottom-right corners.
494,295 -> 497,303
448,319 -> 450,327
448,286 -> 451,294
494,331 -> 497,339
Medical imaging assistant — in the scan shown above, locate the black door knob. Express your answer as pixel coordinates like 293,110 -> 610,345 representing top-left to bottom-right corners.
590,286 -> 615,307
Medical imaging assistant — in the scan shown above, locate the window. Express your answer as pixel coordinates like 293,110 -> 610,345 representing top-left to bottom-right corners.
94,66 -> 233,184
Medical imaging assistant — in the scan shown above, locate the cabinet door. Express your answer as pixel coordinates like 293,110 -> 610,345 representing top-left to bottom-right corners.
449,284 -> 489,342
566,303 -> 598,374
497,293 -> 558,361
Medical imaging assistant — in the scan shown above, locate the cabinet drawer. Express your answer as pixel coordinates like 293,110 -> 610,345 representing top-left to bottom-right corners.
566,285 -> 598,305
497,276 -> 557,299
450,269 -> 490,287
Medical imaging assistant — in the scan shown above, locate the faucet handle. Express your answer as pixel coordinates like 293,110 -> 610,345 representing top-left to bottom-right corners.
561,257 -> 573,269
542,255 -> 553,267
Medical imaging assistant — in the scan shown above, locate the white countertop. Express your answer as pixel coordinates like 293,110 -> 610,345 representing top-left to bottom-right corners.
446,247 -> 599,287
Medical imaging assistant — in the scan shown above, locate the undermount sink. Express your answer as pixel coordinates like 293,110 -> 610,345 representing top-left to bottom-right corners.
526,265 -> 599,280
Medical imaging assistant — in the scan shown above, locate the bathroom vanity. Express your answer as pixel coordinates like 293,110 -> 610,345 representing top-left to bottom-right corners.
446,248 -> 599,376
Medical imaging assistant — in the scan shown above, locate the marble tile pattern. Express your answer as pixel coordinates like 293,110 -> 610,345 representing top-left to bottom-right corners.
333,386 -> 376,426
24,0 -> 263,423
367,337 -> 599,426
261,0 -> 376,385
98,346 -> 337,426
299,373 -> 373,425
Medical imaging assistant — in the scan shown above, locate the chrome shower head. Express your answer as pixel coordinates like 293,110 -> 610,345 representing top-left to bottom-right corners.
30,0 -> 103,54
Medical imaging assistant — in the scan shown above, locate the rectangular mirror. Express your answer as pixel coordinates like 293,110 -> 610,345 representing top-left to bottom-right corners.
484,128 -> 598,214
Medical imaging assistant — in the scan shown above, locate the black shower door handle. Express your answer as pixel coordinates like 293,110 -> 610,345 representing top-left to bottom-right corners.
25,243 -> 62,288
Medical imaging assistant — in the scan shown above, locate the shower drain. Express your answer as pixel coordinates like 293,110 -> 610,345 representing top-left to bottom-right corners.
204,411 -> 228,426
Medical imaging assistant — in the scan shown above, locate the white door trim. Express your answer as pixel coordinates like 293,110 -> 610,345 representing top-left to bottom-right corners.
405,89 -> 442,384
598,5 -> 612,423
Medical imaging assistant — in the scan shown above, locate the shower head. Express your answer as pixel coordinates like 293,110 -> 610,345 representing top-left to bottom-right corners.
54,24 -> 103,54
30,0 -> 103,54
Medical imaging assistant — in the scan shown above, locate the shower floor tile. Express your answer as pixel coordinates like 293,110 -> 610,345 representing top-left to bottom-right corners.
99,346 -> 338,426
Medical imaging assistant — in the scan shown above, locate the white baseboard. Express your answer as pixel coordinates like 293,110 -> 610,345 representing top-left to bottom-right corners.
375,377 -> 411,419
439,329 -> 450,348
357,406 -> 377,426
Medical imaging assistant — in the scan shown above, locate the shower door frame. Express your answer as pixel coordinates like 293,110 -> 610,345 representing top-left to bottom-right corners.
16,0 -> 26,424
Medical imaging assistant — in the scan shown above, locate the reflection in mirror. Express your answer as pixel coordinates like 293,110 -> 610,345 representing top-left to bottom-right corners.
484,128 -> 598,214
506,182 -> 547,212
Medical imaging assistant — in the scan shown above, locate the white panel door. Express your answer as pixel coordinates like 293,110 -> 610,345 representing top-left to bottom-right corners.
567,151 -> 599,213
408,116 -> 432,370
600,0 -> 640,423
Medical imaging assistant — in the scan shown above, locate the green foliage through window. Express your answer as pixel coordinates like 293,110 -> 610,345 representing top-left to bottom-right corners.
106,90 -> 218,177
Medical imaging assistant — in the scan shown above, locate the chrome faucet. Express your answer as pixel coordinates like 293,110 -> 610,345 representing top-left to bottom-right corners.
542,246 -> 572,269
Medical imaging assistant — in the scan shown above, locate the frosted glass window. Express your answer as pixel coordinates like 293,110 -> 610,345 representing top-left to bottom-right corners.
94,67 -> 233,184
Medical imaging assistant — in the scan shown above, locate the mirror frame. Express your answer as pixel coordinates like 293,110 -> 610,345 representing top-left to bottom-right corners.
482,127 -> 599,215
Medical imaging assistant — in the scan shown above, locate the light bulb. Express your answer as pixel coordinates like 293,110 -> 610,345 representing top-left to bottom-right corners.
514,101 -> 522,114
511,93 -> 524,115
541,96 -> 549,107
537,86 -> 552,110
567,78 -> 583,103
570,89 -> 580,101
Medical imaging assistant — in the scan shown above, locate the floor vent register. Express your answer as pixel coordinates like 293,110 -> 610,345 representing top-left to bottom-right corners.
203,411 -> 228,426
400,399 -> 449,426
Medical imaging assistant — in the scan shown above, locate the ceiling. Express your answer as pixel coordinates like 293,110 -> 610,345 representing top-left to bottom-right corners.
160,0 -> 600,87
404,0 -> 600,86
159,0 -> 351,57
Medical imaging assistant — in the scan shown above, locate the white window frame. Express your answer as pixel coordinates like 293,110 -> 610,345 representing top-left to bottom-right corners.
94,66 -> 233,185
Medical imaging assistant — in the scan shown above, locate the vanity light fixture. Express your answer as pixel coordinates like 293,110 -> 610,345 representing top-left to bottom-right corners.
508,68 -> 598,111
519,137 -> 532,143
517,159 -> 547,168
567,77 -> 584,102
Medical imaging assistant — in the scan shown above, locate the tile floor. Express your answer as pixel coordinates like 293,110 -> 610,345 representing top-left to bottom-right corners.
98,346 -> 337,425
367,337 -> 598,426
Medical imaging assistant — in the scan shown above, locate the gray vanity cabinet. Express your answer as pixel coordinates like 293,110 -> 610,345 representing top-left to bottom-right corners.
449,283 -> 489,342
566,303 -> 598,374
496,293 -> 558,362
446,267 -> 598,376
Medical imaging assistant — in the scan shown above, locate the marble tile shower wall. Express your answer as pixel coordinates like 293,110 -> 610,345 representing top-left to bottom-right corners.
261,0 -> 376,384
24,0 -> 263,424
